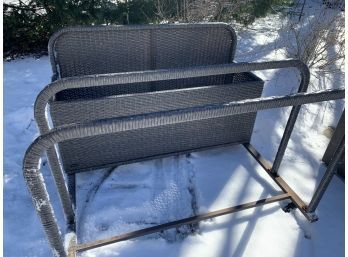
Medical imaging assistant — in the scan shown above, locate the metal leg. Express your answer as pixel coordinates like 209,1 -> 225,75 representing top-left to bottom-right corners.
271,106 -> 302,174
67,173 -> 76,231
67,174 -> 76,209
307,137 -> 345,213
46,147 -> 75,225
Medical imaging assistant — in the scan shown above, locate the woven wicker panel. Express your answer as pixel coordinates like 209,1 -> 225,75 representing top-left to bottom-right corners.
51,76 -> 264,173
54,29 -> 151,78
51,80 -> 262,123
59,114 -> 256,173
48,24 -> 259,173
53,24 -> 236,100
152,27 -> 233,69
51,24 -> 236,79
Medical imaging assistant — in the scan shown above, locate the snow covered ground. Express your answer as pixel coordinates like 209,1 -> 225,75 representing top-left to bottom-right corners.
4,1 -> 344,257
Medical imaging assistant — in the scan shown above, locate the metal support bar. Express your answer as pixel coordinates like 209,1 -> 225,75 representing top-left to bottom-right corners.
271,106 -> 302,174
243,143 -> 318,222
67,174 -> 76,231
307,136 -> 345,213
74,193 -> 290,253
46,147 -> 75,225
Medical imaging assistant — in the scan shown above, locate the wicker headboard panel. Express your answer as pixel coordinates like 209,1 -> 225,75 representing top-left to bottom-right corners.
48,24 -> 237,79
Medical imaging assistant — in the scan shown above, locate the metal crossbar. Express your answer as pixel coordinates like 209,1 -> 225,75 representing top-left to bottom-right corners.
75,193 -> 291,252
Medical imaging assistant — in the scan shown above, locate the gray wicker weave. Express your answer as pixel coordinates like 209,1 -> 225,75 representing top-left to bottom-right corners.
23,24 -> 345,257
48,24 -> 245,173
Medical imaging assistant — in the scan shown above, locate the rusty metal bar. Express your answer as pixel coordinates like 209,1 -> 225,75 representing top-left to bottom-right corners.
74,193 -> 290,253
307,136 -> 345,213
243,143 -> 318,222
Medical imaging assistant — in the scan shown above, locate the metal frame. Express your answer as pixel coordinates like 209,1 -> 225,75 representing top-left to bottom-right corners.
33,60 -> 310,224
23,61 -> 344,257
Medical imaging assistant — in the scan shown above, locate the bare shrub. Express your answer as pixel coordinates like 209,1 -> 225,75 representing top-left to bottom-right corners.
185,0 -> 240,22
154,0 -> 293,24
154,0 -> 239,22
282,7 -> 344,73
279,5 -> 345,128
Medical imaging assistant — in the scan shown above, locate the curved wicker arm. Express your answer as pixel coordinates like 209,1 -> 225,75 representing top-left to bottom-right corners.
24,87 -> 343,256
35,60 -> 310,134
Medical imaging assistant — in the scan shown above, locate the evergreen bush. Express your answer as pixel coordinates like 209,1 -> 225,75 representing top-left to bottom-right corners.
4,0 -> 293,57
